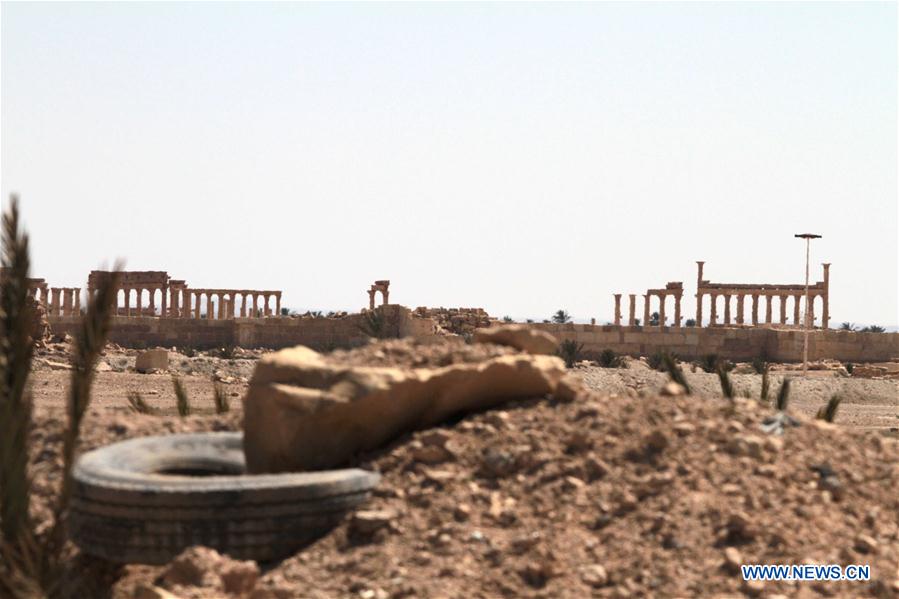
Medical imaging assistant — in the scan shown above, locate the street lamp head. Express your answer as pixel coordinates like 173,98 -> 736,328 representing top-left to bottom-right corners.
794,233 -> 822,239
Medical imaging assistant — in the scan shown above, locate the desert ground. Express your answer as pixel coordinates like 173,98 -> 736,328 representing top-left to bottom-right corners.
19,337 -> 899,598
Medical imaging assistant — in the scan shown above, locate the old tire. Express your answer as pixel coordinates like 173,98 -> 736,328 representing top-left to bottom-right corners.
70,432 -> 379,564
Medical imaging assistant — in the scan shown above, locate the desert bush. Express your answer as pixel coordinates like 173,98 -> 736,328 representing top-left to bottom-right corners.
816,394 -> 841,422
358,307 -> 388,339
213,381 -> 230,414
172,375 -> 191,417
697,353 -> 732,374
716,365 -> 735,399
597,349 -> 625,368
0,196 -> 120,597
217,344 -> 236,359
647,350 -> 677,372
502,316 -> 513,323
178,346 -> 196,358
859,325 -> 886,333
845,362 -> 854,375
684,318 -> 696,327
552,310 -> 571,324
661,351 -> 691,394
556,339 -> 584,368
760,366 -> 770,402
127,391 -> 153,415
649,311 -> 660,326
775,378 -> 791,411
839,322 -> 856,331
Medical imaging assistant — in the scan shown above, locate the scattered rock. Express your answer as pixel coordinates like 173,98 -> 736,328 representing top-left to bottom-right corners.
473,324 -> 559,355
579,564 -> 609,588
351,509 -> 397,536
135,349 -> 169,373
660,382 -> 686,396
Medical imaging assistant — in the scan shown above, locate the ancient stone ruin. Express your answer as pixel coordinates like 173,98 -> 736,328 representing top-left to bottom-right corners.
367,280 -> 390,310
614,261 -> 831,329
83,270 -> 283,319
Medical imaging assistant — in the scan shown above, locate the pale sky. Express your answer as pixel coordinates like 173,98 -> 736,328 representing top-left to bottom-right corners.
1,2 -> 896,325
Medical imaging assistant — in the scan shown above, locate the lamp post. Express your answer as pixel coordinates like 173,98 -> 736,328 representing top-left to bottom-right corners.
794,233 -> 822,375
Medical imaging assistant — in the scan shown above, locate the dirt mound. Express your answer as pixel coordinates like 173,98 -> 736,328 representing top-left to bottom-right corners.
229,393 -> 897,599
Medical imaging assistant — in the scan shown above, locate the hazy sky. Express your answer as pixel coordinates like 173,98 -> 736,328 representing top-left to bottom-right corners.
2,2 -> 896,325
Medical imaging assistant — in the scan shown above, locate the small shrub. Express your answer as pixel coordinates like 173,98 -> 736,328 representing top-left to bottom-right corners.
173,375 -> 191,417
179,346 -> 196,358
556,339 -> 584,368
649,311 -> 660,326
552,310 -> 571,324
526,319 -> 534,324
280,307 -> 289,316
684,318 -> 696,327
760,366 -> 770,402
127,392 -> 153,414
845,362 -> 854,375
751,355 -> 768,375
633,318 -> 641,326
358,307 -> 387,339
816,394 -> 841,422
647,350 -> 665,372
598,349 -> 625,368
213,382 -> 230,414
716,364 -> 735,399
502,316 -> 514,323
775,378 -> 791,411
218,344 -> 236,359
662,351 -> 691,394
859,325 -> 886,333
697,353 -> 732,374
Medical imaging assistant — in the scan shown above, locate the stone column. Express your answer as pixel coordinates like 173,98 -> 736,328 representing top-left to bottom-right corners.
808,295 -> 816,327
263,294 -> 271,316
658,294 -> 666,327
195,292 -> 202,319
695,292 -> 704,327
61,289 -> 72,316
643,294 -> 650,327
674,294 -> 682,327
709,294 -> 717,326
779,295 -> 787,324
764,294 -> 772,324
160,286 -> 167,317
182,289 -> 191,319
723,294 -> 731,325
628,294 -> 636,326
148,287 -> 156,316
736,295 -> 745,325
124,287 -> 131,316
73,289 -> 81,314
382,290 -> 389,306
252,294 -> 258,317
240,294 -> 247,318
821,263 -> 831,329
276,293 -> 281,317
793,294 -> 801,325
216,293 -> 224,319
206,294 -> 214,320
368,290 -> 375,311
613,294 -> 622,326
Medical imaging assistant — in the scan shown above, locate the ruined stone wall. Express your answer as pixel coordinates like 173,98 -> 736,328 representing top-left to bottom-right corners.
532,324 -> 899,363
48,305 -> 440,350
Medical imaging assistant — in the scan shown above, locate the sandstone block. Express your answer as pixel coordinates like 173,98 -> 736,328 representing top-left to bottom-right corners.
473,324 -> 559,355
135,349 -> 169,373
243,346 -> 566,473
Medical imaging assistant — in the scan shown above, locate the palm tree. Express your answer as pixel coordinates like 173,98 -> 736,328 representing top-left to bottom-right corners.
552,310 -> 571,324
839,322 -> 856,331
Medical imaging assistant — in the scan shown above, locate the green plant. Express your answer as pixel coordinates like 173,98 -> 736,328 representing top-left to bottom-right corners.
816,394 -> 841,422
760,365 -> 770,402
647,350 -> 665,371
697,353 -> 731,374
633,318 -> 641,326
218,344 -> 236,359
213,381 -> 230,414
845,362 -> 854,375
358,307 -> 387,339
127,391 -> 153,414
0,197 -> 120,597
859,325 -> 886,333
280,307 -> 289,316
556,339 -> 584,368
502,316 -> 514,323
839,322 -> 856,331
597,349 -> 625,368
526,319 -> 534,324
173,375 -> 191,417
662,351 -> 691,395
775,378 -> 791,411
552,310 -> 571,324
649,311 -> 660,326
716,364 -> 735,399
751,350 -> 769,375
684,318 -> 696,327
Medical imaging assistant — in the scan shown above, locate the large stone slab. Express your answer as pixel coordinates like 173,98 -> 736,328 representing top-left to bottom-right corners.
242,346 -> 566,473
135,349 -> 169,373
473,324 -> 559,355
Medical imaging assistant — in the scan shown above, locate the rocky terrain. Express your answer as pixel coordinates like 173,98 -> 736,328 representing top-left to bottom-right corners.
19,338 -> 899,598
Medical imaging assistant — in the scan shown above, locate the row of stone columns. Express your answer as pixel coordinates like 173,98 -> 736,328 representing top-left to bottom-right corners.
115,286 -> 167,317
44,287 -> 81,317
613,292 -> 683,327
172,290 -> 282,319
701,292 -> 825,327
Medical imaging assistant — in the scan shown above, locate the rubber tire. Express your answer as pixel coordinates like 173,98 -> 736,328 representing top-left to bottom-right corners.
70,432 -> 380,564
